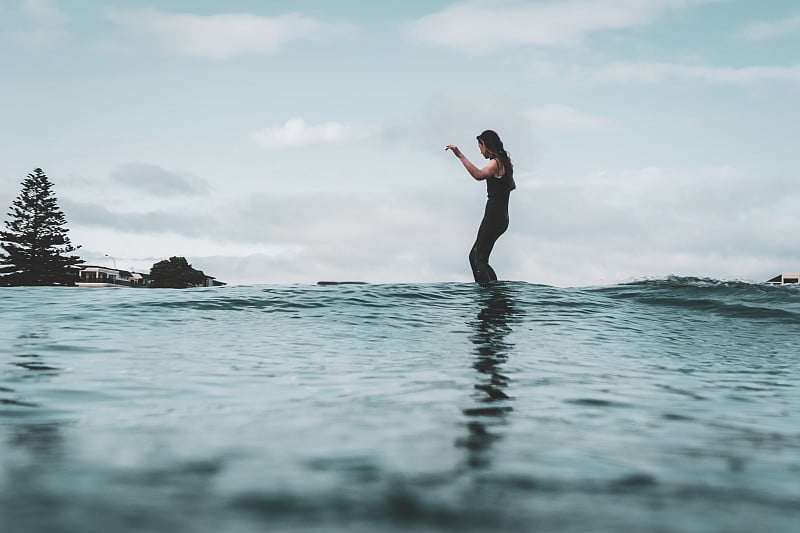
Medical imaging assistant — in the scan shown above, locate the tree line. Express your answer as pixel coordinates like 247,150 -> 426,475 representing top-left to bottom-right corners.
1,168 -> 212,288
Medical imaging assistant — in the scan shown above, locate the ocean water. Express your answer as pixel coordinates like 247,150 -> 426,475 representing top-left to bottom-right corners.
1,278 -> 799,533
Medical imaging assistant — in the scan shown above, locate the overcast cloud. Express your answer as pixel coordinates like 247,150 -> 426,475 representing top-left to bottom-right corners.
405,0 -> 718,51
527,60 -> 800,85
105,8 -> 356,59
252,118 -> 373,149
59,163 -> 798,286
109,162 -> 209,197
741,11 -> 800,40
1,1 -> 798,286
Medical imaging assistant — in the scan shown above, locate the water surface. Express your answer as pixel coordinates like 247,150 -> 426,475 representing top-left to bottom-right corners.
1,279 -> 799,532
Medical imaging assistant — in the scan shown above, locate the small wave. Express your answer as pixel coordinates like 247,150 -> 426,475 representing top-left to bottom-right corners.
619,275 -> 762,289
564,398 -> 631,408
0,398 -> 39,408
595,276 -> 800,323
112,283 -> 486,314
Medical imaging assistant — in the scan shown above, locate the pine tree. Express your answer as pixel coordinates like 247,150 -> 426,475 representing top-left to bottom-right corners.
0,168 -> 84,286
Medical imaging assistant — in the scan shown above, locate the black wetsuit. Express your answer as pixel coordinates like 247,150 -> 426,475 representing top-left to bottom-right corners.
469,168 -> 515,282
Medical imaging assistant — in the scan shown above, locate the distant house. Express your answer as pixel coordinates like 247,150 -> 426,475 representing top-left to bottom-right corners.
766,272 -> 799,285
76,265 -> 151,287
130,271 -> 153,287
199,275 -> 226,287
75,265 -> 224,287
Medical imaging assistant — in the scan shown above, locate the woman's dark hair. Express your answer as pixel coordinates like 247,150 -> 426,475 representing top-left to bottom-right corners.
476,130 -> 513,177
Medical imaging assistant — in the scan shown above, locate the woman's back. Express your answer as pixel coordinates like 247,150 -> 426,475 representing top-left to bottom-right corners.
486,165 -> 515,199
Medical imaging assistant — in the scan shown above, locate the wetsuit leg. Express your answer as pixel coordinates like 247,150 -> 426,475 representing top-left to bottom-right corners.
469,207 -> 508,282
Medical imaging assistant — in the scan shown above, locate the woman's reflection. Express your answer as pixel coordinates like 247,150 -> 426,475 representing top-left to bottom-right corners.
456,282 -> 519,470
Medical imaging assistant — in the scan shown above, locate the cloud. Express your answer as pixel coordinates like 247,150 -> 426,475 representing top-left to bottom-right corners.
61,199 -> 212,238
177,189 -> 479,284
21,0 -> 67,22
252,118 -> 370,149
62,188 -> 479,283
594,61 -> 800,84
159,190 -> 471,264
62,187 -> 472,247
529,60 -> 800,84
13,0 -> 69,47
63,163 -> 800,286
105,8 -> 355,59
504,165 -> 800,284
110,162 -> 208,197
405,0 -> 714,52
741,12 -> 800,40
526,104 -> 617,133
381,91 -> 535,154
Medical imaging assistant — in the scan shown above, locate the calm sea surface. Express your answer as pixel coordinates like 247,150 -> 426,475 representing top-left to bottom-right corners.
1,279 -> 799,532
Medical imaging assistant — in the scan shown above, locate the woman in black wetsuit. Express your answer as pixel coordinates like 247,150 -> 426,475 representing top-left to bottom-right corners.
446,130 -> 516,282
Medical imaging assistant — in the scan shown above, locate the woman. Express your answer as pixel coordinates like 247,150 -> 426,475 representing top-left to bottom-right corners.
446,130 -> 516,282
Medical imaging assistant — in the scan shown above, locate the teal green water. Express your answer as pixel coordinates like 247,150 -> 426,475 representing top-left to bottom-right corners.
1,279 -> 799,532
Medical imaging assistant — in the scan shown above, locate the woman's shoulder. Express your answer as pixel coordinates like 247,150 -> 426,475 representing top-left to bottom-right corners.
492,158 -> 505,178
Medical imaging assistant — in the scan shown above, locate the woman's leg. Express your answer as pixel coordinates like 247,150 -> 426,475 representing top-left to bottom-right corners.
469,216 -> 506,282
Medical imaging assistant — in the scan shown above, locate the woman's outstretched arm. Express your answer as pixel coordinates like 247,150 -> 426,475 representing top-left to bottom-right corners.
445,145 -> 499,180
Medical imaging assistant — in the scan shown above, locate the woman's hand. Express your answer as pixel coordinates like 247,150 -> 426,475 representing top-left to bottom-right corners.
445,144 -> 463,158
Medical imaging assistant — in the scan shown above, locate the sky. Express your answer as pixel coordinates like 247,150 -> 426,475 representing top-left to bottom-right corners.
1,0 -> 798,286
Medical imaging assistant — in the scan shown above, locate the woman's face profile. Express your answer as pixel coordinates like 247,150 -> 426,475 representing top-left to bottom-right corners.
478,140 -> 489,159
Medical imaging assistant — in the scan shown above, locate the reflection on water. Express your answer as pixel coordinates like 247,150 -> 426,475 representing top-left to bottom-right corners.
457,282 -> 520,470
3,342 -> 64,446
1,340 -> 67,532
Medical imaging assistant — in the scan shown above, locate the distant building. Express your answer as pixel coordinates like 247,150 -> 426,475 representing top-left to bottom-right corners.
766,272 -> 799,285
199,275 -> 226,287
74,265 -> 224,287
130,271 -> 152,287
76,265 -> 151,287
